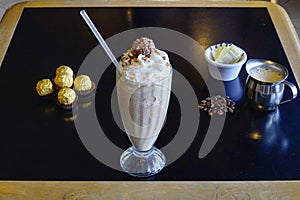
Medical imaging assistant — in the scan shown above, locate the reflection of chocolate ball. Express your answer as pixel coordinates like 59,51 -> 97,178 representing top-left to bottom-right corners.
57,88 -> 77,106
36,79 -> 54,96
54,73 -> 73,88
74,75 -> 92,91
56,65 -> 73,77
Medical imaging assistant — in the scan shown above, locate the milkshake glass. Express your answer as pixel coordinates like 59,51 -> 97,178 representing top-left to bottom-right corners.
117,38 -> 172,177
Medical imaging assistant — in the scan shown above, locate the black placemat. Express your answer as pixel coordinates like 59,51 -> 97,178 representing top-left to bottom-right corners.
0,7 -> 299,181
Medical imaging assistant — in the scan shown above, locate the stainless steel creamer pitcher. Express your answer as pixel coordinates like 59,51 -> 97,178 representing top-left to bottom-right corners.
245,59 -> 298,111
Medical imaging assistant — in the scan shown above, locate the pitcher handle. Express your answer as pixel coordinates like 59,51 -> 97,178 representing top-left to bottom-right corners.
280,80 -> 298,104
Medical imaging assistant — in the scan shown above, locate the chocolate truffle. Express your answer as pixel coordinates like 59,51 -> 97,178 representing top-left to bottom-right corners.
73,75 -> 95,95
54,73 -> 73,88
36,79 -> 54,96
131,37 -> 156,56
57,88 -> 77,109
55,65 -> 74,77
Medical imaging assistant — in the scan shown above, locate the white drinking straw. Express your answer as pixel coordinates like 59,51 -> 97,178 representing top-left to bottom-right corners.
80,10 -> 119,68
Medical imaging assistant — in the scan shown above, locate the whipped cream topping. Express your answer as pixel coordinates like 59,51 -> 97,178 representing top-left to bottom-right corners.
119,37 -> 171,83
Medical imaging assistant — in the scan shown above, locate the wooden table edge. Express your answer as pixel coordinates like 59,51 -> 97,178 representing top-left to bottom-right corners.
0,1 -> 300,199
267,3 -> 300,86
1,180 -> 300,199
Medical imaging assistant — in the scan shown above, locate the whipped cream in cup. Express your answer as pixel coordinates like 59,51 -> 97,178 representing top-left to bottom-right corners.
117,37 -> 172,152
117,37 -> 172,177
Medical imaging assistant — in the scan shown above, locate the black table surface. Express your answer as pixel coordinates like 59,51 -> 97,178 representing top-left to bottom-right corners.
0,7 -> 300,181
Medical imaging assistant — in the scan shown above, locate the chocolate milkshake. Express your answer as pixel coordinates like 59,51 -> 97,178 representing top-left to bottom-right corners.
116,37 -> 172,177
117,37 -> 172,151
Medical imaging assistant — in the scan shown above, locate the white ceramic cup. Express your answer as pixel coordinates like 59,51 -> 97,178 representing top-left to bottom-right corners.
204,44 -> 247,81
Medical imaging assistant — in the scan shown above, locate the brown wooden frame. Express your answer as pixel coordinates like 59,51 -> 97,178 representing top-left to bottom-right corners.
0,1 -> 299,199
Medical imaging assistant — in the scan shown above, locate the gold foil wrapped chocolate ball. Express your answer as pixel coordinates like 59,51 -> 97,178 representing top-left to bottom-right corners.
57,88 -> 77,108
55,65 -> 74,77
54,73 -> 73,88
36,79 -> 54,96
36,65 -> 96,110
73,75 -> 95,95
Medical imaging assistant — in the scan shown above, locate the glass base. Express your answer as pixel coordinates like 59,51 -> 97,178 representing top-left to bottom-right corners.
120,146 -> 166,177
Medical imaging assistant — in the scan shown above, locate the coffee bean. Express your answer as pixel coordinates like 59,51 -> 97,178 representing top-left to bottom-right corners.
198,95 -> 236,116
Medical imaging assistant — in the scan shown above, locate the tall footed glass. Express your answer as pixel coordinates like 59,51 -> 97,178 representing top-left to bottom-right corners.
116,67 -> 172,177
